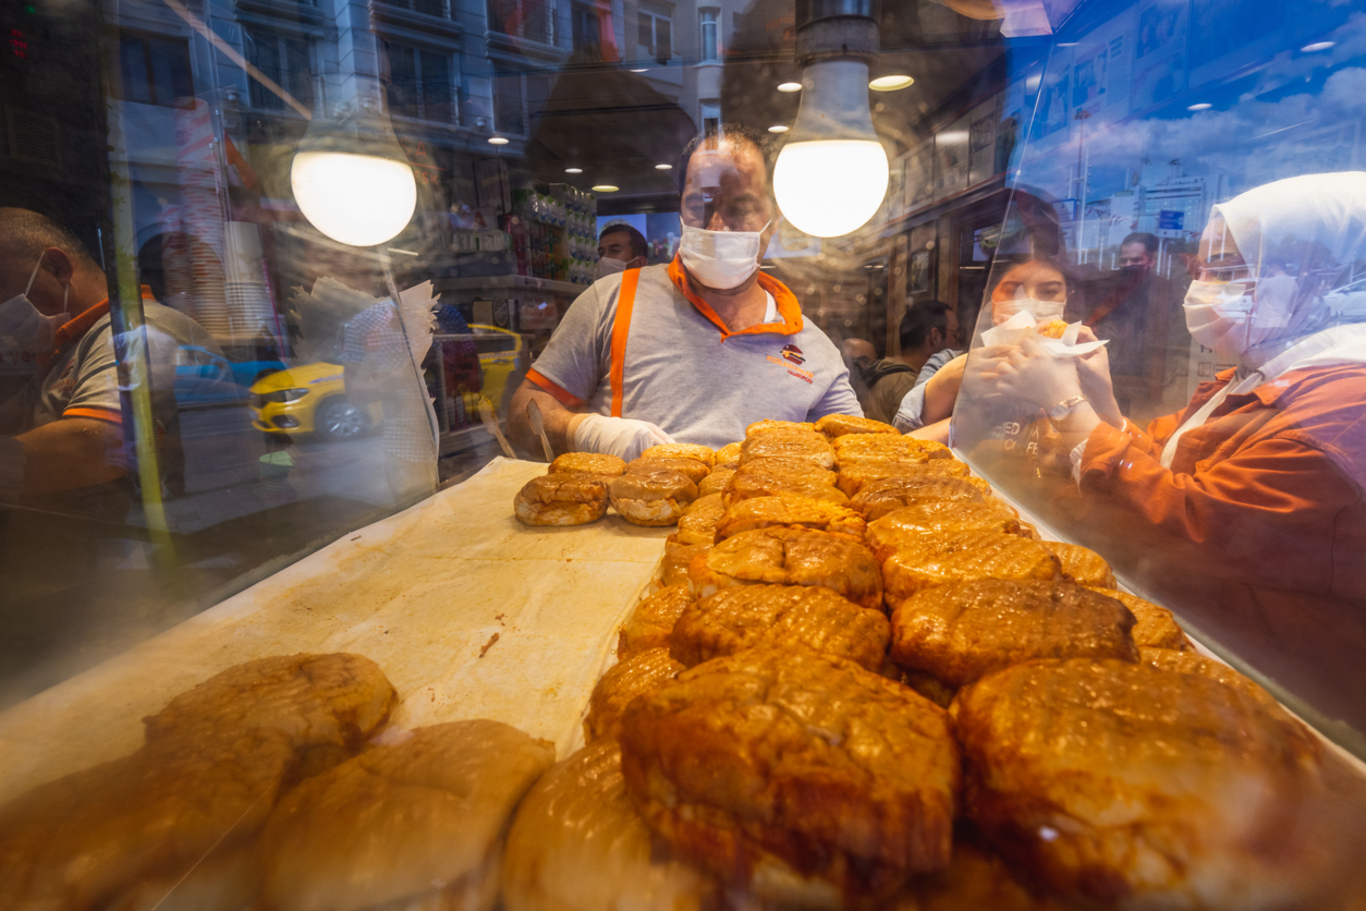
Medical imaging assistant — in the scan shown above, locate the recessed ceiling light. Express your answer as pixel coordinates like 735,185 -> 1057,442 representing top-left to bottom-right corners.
591,184 -> 619,193
869,75 -> 914,92
777,81 -> 802,93
654,163 -> 673,170
565,167 -> 583,174
630,67 -> 649,72
1187,102 -> 1212,111
1301,41 -> 1335,52
488,136 -> 509,145
768,124 -> 790,133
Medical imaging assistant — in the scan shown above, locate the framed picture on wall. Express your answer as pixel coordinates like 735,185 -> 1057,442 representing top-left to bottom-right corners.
909,249 -> 932,294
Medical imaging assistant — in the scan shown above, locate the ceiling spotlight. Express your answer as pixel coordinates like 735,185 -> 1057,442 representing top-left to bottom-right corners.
654,163 -> 673,170
488,136 -> 509,145
1301,41 -> 1335,52
1186,102 -> 1212,111
778,81 -> 803,93
565,167 -> 583,174
591,184 -> 619,193
768,124 -> 790,133
869,75 -> 914,92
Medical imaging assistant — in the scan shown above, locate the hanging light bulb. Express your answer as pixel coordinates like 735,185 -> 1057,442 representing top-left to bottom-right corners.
773,0 -> 888,239
290,88 -> 417,247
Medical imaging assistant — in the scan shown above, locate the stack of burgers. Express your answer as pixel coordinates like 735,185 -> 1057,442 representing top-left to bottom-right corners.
505,414 -> 1359,911
0,654 -> 558,911
514,443 -> 724,528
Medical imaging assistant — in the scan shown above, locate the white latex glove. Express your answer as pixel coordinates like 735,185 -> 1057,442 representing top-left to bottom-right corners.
572,414 -> 673,461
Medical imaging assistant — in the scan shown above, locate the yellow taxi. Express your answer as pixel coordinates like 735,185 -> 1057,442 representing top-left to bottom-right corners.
250,362 -> 380,441
249,325 -> 523,441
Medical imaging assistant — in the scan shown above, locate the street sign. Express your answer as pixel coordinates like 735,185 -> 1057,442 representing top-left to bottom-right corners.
1158,209 -> 1185,231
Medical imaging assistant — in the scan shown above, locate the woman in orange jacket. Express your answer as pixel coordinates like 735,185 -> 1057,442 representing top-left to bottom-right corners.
980,172 -> 1366,732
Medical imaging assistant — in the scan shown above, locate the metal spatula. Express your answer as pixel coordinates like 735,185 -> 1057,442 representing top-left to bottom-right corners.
477,397 -> 516,459
526,399 -> 555,462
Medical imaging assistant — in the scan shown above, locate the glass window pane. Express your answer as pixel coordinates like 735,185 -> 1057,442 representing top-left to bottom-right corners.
284,38 -> 314,111
420,50 -> 452,122
118,34 -> 153,105
655,16 -> 671,63
386,42 -> 418,118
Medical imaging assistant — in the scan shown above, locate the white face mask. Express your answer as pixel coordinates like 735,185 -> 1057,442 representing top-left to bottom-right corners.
594,255 -> 629,280
679,221 -> 770,290
994,296 -> 1065,324
0,259 -> 66,357
1184,279 -> 1259,355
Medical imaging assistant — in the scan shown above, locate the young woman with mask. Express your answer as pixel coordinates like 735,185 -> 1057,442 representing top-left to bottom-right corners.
980,172 -> 1366,729
893,256 -> 1075,438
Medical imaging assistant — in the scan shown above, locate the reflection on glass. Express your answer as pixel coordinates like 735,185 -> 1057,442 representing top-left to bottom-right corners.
956,172 -> 1366,739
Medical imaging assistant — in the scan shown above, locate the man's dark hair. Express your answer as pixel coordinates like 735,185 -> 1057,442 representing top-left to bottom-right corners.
599,223 -> 648,260
1121,232 -> 1159,254
900,300 -> 954,350
0,207 -> 100,269
678,123 -> 776,195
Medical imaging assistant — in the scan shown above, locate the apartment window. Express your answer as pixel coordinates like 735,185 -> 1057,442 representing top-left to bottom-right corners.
492,68 -> 549,137
118,32 -> 194,106
699,8 -> 718,62
493,66 -> 527,136
378,0 -> 447,15
638,4 -> 671,65
571,2 -> 602,57
245,31 -> 314,114
385,42 -> 455,122
489,0 -> 555,45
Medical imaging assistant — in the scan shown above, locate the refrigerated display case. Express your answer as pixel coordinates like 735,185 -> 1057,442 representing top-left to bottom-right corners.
1,0 -> 1365,907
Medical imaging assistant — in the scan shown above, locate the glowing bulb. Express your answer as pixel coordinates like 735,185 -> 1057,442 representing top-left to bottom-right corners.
655,163 -> 673,170
774,141 -> 888,237
291,151 -> 416,247
591,184 -> 619,193
768,124 -> 790,133
777,82 -> 802,92
774,59 -> 888,238
565,167 -> 583,174
869,75 -> 914,92
488,136 -> 509,145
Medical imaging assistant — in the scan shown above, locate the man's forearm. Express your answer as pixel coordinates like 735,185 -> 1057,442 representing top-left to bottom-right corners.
16,417 -> 126,495
507,381 -> 585,459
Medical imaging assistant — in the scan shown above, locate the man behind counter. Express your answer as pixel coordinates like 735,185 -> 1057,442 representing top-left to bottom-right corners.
0,208 -> 217,510
593,223 -> 648,280
508,125 -> 861,459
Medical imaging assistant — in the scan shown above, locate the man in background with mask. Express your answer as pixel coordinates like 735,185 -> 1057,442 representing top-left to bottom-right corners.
508,125 -> 860,459
594,224 -> 648,280
0,208 -> 215,515
1071,231 -> 1184,416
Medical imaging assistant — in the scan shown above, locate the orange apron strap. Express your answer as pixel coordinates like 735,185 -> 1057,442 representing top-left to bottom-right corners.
609,268 -> 640,418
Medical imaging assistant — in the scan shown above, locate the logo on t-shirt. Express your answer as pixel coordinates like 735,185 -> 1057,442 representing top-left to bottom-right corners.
780,343 -> 805,365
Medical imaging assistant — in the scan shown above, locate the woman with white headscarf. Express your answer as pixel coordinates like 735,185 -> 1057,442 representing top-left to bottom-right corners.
982,171 -> 1366,727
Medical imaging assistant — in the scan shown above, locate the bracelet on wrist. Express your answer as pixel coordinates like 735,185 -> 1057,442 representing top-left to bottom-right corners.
1047,393 -> 1087,422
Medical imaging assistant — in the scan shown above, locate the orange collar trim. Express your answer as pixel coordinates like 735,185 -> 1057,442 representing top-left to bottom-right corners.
667,255 -> 803,341
45,298 -> 111,364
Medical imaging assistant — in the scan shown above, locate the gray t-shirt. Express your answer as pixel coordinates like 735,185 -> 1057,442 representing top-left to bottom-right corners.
9,299 -> 221,434
528,264 -> 862,448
